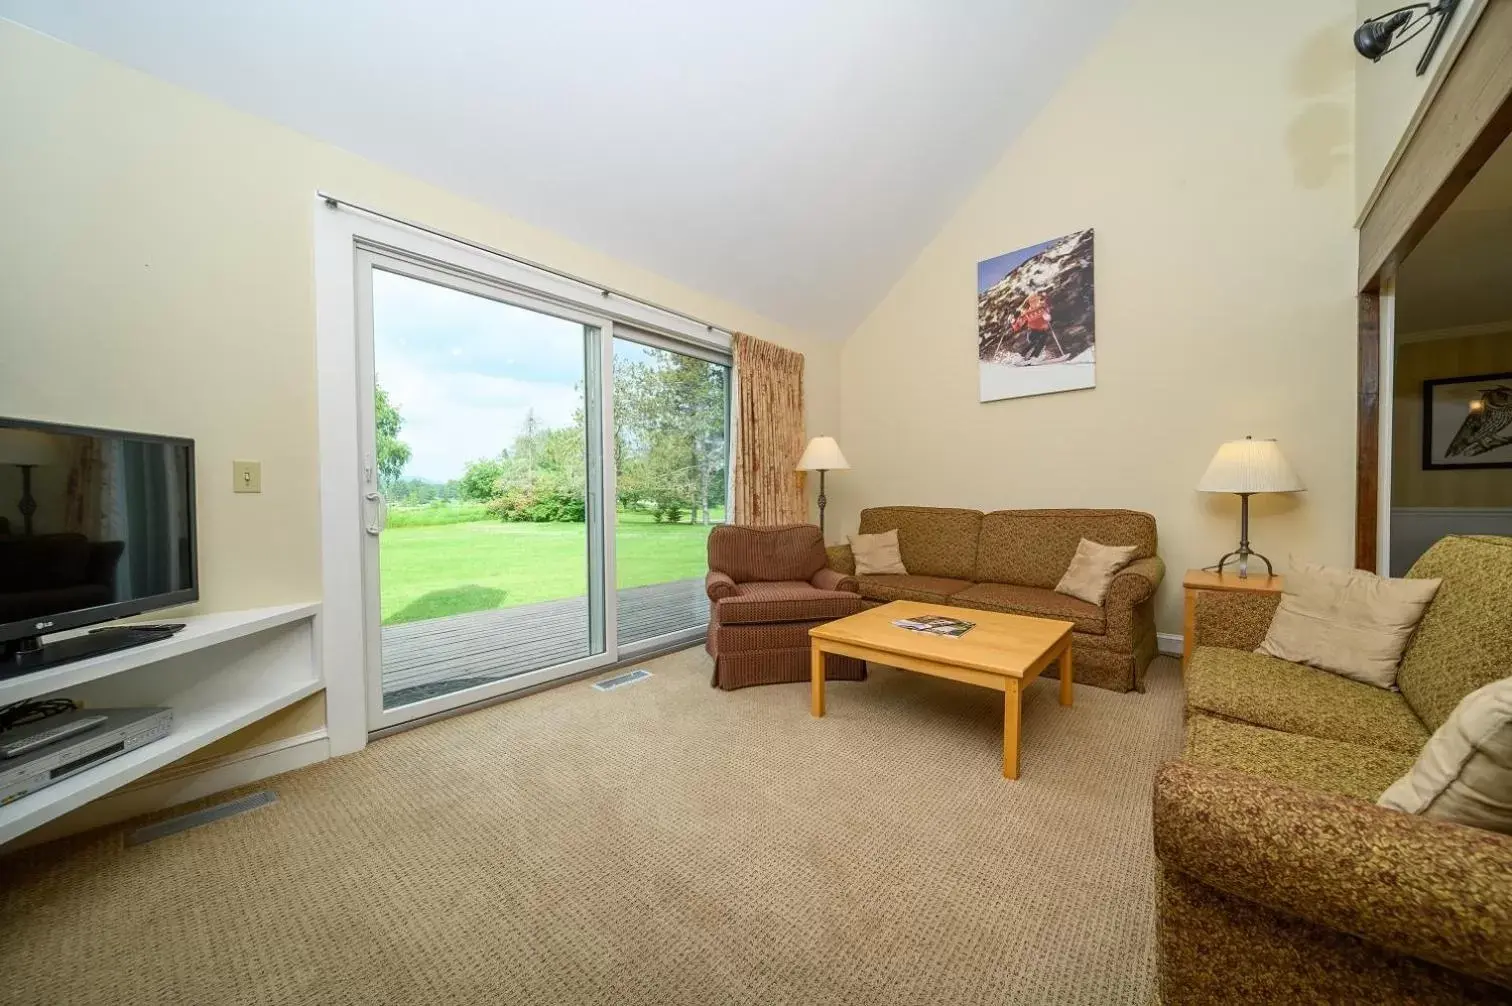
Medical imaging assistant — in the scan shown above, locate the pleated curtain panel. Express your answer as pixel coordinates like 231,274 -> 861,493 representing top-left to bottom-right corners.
731,332 -> 808,526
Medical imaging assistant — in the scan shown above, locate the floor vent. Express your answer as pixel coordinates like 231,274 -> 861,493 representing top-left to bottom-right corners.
592,668 -> 652,692
126,790 -> 278,846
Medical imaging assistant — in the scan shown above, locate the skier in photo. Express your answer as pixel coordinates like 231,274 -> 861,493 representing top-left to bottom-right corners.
1011,290 -> 1063,363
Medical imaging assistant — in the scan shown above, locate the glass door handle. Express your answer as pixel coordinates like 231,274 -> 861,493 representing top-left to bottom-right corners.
364,490 -> 388,536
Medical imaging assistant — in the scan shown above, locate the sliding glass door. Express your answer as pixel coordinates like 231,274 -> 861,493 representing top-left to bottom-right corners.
358,251 -> 610,727
354,248 -> 732,729
612,332 -> 731,647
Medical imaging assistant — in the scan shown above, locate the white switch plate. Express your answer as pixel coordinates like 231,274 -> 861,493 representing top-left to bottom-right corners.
232,460 -> 262,494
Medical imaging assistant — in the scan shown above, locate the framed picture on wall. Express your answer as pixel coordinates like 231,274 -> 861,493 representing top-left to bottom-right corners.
978,229 -> 1095,403
1422,371 -> 1512,470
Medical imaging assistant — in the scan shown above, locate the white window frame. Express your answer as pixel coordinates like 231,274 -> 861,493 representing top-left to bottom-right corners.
314,197 -> 732,753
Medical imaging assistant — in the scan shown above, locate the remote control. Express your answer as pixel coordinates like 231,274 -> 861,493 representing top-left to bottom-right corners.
89,623 -> 186,635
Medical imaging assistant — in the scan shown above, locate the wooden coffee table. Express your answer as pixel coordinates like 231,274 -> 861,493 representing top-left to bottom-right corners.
808,600 -> 1074,779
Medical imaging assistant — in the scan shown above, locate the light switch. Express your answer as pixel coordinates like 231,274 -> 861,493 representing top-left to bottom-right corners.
232,460 -> 262,494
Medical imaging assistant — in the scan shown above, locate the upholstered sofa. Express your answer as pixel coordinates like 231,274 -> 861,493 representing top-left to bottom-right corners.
1154,535 -> 1512,1003
824,506 -> 1164,692
705,523 -> 867,690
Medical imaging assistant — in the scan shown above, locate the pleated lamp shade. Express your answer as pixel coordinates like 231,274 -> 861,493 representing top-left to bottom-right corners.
796,436 -> 850,471
1197,437 -> 1303,494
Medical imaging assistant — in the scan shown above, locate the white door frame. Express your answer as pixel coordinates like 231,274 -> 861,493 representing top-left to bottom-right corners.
314,196 -> 732,754
1377,277 -> 1396,574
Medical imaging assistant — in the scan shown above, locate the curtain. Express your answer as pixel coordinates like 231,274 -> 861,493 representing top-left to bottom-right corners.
732,332 -> 807,526
62,436 -> 105,535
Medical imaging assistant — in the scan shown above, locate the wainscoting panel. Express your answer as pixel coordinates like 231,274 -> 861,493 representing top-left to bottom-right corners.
1390,507 -> 1512,575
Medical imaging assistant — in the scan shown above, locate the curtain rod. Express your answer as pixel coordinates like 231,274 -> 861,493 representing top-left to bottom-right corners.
316,190 -> 734,339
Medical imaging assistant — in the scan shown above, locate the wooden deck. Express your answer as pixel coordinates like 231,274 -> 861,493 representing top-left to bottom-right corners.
380,578 -> 707,707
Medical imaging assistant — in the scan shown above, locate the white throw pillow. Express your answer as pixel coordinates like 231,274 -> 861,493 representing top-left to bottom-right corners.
1054,539 -> 1138,606
1378,676 -> 1512,835
848,530 -> 907,576
1256,561 -> 1441,689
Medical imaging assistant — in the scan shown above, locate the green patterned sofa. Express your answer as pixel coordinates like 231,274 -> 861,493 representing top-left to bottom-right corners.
1154,535 -> 1512,1003
825,505 -> 1163,692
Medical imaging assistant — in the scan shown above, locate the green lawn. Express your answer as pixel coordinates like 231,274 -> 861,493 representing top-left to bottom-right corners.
379,509 -> 719,625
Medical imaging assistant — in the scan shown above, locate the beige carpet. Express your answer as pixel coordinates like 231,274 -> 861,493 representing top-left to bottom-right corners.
1,650 -> 1184,1005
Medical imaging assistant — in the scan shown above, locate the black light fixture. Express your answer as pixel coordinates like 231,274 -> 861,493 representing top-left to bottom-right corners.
1354,0 -> 1460,76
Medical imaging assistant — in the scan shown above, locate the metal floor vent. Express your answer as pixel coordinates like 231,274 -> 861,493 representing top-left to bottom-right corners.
126,790 -> 278,846
592,668 -> 652,692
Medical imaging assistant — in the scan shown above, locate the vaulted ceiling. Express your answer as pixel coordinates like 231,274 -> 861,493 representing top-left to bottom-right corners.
0,1 -> 1129,337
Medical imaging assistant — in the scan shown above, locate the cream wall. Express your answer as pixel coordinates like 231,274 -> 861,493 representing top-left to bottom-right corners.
832,0 -> 1360,633
0,19 -> 840,620
1354,0 -> 1481,216
1393,328 -> 1512,507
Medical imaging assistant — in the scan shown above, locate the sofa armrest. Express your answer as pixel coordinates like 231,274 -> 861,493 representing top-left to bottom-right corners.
810,568 -> 858,593
705,570 -> 739,601
825,544 -> 856,576
1192,590 -> 1280,650
1105,556 -> 1164,607
1153,760 -> 1512,987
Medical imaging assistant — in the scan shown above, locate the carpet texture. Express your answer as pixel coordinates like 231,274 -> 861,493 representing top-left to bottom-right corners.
0,650 -> 1185,1005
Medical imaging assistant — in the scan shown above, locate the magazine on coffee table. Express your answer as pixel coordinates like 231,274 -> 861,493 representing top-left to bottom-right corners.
891,614 -> 975,638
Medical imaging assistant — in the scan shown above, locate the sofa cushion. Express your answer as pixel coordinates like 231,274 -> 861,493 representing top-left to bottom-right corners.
715,581 -> 865,624
1257,561 -> 1440,689
855,574 -> 974,605
1055,539 -> 1139,606
1186,647 -> 1429,754
848,530 -> 907,576
856,506 -> 981,580
706,524 -> 826,583
949,582 -> 1105,635
1397,535 -> 1512,733
975,509 -> 1156,588
1184,713 -> 1417,803
1379,675 -> 1512,835
711,618 -> 836,651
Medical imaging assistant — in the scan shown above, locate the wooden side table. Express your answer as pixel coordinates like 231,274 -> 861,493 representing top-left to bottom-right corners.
1182,569 -> 1283,670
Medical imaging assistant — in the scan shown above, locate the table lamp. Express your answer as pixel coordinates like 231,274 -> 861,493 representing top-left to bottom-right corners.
796,436 -> 849,536
0,428 -> 67,536
1197,436 -> 1304,578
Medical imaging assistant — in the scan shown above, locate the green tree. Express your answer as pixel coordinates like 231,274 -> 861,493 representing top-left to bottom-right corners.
459,455 -> 507,502
374,382 -> 412,491
614,350 -> 727,523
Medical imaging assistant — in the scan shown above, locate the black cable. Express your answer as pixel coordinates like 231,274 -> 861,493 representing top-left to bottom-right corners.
0,697 -> 79,732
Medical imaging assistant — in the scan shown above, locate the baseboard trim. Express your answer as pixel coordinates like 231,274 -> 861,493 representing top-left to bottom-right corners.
1156,632 -> 1183,657
3,729 -> 331,852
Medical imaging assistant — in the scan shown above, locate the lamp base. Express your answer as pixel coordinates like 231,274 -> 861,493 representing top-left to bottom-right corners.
1208,547 -> 1275,579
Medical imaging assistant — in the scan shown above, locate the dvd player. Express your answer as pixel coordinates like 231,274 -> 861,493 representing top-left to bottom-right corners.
0,707 -> 172,806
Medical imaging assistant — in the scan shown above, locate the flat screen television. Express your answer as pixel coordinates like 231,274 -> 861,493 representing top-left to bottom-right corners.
0,417 -> 197,674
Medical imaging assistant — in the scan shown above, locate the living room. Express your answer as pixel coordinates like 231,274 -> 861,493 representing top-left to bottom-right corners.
1,2 -> 1509,1004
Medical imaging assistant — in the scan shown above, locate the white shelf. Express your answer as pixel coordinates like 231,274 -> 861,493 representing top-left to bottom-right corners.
0,603 -> 322,846
0,603 -> 319,707
0,678 -> 321,845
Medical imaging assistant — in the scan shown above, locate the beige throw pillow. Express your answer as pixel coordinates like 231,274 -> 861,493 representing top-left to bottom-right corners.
849,530 -> 907,576
1054,539 -> 1138,606
1257,562 -> 1441,689
1378,676 -> 1512,835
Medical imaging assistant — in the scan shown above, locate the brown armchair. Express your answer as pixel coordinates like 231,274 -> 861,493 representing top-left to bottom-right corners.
706,524 -> 867,690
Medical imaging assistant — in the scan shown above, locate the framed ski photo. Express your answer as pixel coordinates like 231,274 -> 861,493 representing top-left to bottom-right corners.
978,229 -> 1095,403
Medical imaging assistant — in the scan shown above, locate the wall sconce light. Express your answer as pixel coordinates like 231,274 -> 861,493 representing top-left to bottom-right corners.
1354,0 -> 1460,76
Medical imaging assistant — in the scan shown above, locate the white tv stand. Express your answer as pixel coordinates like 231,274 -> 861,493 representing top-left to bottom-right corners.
0,603 -> 321,846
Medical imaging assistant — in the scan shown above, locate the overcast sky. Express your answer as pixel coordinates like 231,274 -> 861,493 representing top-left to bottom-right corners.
373,269 -> 655,483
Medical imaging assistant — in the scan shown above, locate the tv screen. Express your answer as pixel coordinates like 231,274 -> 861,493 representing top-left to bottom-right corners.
0,418 -> 197,645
